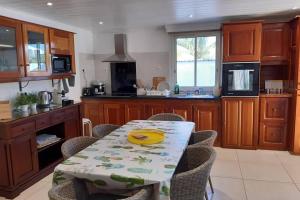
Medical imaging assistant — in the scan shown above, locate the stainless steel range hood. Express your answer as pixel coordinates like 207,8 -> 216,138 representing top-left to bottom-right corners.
102,34 -> 135,63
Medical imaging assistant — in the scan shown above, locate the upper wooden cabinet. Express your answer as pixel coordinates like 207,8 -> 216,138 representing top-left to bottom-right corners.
0,16 -> 24,79
22,23 -> 51,76
261,23 -> 290,64
222,97 -> 259,149
223,22 -> 262,62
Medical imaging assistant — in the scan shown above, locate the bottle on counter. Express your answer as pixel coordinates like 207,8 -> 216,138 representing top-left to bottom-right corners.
174,83 -> 180,95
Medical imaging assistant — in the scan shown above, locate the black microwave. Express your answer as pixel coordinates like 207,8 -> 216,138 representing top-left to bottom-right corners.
222,62 -> 260,96
52,55 -> 72,73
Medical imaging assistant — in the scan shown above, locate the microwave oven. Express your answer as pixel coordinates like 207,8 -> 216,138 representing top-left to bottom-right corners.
52,55 -> 72,73
222,62 -> 260,96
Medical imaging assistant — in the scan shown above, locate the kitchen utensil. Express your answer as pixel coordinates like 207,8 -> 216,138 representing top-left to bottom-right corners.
153,77 -> 166,89
38,91 -> 53,108
0,101 -> 12,120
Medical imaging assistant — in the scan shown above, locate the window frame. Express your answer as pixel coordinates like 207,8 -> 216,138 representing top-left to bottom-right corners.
170,31 -> 221,92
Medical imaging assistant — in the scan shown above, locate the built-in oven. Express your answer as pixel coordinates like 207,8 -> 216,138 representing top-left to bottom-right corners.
222,62 -> 260,96
52,55 -> 72,73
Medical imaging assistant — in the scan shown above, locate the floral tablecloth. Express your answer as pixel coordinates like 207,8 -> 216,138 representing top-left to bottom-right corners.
53,120 -> 195,200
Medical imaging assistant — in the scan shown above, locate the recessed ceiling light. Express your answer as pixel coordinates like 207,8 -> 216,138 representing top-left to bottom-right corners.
46,2 -> 53,6
189,14 -> 193,18
5,29 -> 9,32
292,6 -> 298,10
99,21 -> 104,25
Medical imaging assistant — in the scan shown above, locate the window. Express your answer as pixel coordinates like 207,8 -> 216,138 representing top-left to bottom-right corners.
174,32 -> 220,89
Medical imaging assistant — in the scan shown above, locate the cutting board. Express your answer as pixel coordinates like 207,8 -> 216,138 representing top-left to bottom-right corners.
152,77 -> 166,89
0,101 -> 12,120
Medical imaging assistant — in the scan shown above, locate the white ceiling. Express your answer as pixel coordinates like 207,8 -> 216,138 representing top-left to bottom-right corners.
1,0 -> 300,32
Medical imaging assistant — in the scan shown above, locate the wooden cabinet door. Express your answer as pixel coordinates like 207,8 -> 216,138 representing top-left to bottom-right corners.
168,104 -> 193,121
240,98 -> 259,147
64,118 -> 80,139
223,22 -> 262,62
125,103 -> 145,123
222,98 -> 240,147
103,103 -> 125,125
260,97 -> 289,122
83,102 -> 103,126
145,103 -> 168,119
0,142 -> 10,187
49,29 -> 75,73
10,132 -> 38,185
22,23 -> 51,76
0,16 -> 24,79
259,122 -> 287,150
261,23 -> 290,64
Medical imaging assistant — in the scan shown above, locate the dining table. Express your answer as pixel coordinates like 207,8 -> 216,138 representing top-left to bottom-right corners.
53,120 -> 195,200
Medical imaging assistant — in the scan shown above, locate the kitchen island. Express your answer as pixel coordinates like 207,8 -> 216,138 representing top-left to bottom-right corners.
81,95 -> 221,145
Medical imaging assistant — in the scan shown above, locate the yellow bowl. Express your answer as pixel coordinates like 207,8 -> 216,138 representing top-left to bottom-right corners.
128,128 -> 165,145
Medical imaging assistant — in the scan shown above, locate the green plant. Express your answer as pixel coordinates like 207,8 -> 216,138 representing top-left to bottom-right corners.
27,93 -> 38,104
14,94 -> 30,107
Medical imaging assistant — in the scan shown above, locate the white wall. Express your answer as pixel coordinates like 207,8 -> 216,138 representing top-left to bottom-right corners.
0,6 -> 95,102
93,27 -> 171,93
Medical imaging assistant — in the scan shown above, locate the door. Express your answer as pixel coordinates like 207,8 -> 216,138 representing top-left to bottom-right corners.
168,104 -> 193,121
103,103 -> 125,125
125,103 -> 145,123
0,16 -> 24,79
261,23 -> 290,64
222,98 -> 240,147
240,98 -> 259,147
22,23 -> 51,76
10,132 -> 38,185
223,22 -> 262,62
0,142 -> 10,187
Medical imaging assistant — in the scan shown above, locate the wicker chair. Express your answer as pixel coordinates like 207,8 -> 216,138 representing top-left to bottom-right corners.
189,130 -> 218,195
61,136 -> 98,159
147,113 -> 185,121
48,178 -> 153,200
170,145 -> 216,200
92,124 -> 121,139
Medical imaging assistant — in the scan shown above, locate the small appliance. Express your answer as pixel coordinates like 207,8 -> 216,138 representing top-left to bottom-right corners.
222,62 -> 260,96
38,91 -> 53,107
82,87 -> 93,96
52,55 -> 72,73
91,81 -> 105,95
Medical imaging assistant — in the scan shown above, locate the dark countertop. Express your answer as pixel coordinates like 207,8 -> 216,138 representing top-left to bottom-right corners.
81,94 -> 220,100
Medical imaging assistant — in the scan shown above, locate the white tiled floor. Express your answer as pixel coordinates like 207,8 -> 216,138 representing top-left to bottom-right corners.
2,147 -> 300,200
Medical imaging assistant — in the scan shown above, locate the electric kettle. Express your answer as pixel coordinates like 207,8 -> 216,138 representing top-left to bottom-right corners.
38,91 -> 53,108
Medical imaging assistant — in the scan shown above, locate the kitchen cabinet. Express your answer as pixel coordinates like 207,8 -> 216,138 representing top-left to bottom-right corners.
223,22 -> 262,62
103,103 -> 125,125
145,103 -> 169,119
10,132 -> 38,185
83,101 -> 102,126
22,23 -> 51,76
0,142 -> 10,187
222,97 -> 259,149
49,29 -> 76,73
125,104 -> 145,123
0,16 -> 24,80
193,102 -> 221,145
64,118 -> 81,139
261,23 -> 290,64
168,104 -> 193,121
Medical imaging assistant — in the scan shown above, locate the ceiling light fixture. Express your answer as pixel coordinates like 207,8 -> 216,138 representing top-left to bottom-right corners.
292,6 -> 298,10
46,2 -> 53,6
99,21 -> 104,25
189,14 -> 193,18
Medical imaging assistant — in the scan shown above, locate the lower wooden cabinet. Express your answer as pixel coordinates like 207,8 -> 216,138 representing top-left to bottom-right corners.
83,102 -> 102,126
259,96 -> 290,150
145,103 -> 168,119
10,132 -> 38,185
0,142 -> 10,187
222,97 -> 259,149
103,103 -> 125,125
64,118 -> 81,139
169,104 -> 193,121
125,104 -> 145,123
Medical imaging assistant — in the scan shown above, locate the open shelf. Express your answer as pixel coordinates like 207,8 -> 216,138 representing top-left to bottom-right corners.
37,138 -> 64,152
38,139 -> 64,170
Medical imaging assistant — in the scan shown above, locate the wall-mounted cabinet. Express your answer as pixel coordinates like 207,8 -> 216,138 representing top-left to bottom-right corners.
261,23 -> 290,65
223,22 -> 262,62
0,17 -> 24,80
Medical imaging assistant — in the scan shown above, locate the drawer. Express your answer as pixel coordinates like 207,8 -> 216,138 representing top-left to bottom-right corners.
36,115 -> 51,131
11,121 -> 35,138
51,110 -> 65,124
260,98 -> 289,121
65,107 -> 79,120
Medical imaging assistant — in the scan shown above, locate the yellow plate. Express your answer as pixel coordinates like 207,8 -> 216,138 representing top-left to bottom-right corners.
128,128 -> 165,145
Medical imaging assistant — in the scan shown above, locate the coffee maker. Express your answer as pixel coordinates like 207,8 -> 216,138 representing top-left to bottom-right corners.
91,81 -> 105,95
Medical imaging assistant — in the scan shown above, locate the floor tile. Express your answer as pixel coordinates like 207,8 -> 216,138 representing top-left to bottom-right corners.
283,164 -> 300,183
296,183 -> 300,191
244,180 -> 300,200
214,147 -> 238,161
237,149 -> 280,164
206,177 -> 247,200
277,154 -> 300,166
211,160 -> 242,178
240,162 -> 292,182
25,182 -> 51,200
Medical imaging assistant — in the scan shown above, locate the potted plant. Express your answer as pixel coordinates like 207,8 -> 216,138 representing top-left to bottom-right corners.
28,93 -> 38,110
14,94 -> 30,112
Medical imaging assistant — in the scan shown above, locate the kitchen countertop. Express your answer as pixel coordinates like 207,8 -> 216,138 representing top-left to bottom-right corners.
81,94 -> 220,100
